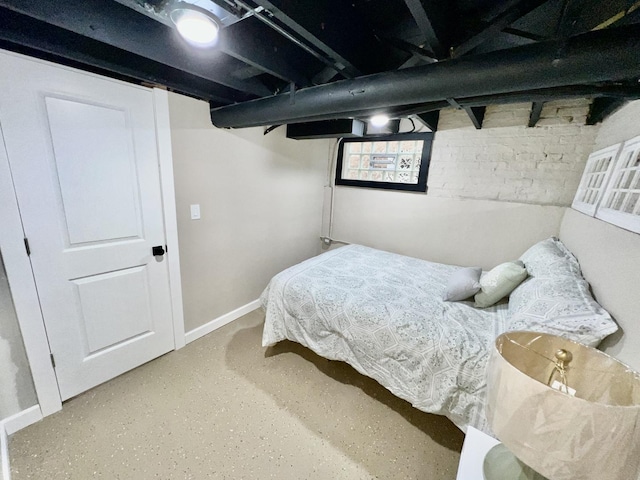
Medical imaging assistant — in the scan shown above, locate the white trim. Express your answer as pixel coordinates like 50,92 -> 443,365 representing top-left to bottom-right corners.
0,123 -> 62,417
185,300 -> 261,344
153,88 -> 186,350
2,406 -> 42,436
1,422 -> 9,480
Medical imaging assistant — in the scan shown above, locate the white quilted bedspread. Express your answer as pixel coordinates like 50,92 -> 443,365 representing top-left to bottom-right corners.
261,244 -> 510,432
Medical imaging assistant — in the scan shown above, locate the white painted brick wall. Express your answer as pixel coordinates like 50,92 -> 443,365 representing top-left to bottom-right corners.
427,100 -> 600,206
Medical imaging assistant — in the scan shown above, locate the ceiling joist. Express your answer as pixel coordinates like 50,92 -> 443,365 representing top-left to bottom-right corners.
0,0 -> 272,97
464,106 -> 486,129
528,101 -> 545,127
452,0 -> 551,57
587,98 -> 627,125
403,0 -> 447,58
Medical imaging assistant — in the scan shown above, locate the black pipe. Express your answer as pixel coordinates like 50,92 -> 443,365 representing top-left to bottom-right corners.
210,25 -> 640,128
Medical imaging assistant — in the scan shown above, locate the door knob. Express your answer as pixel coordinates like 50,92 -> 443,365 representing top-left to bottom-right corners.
152,245 -> 165,256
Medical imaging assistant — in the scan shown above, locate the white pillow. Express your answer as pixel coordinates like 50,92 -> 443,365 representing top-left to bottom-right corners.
474,261 -> 528,308
443,267 -> 482,302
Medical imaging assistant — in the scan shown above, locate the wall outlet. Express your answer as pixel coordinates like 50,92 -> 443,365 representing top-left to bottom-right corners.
190,204 -> 201,220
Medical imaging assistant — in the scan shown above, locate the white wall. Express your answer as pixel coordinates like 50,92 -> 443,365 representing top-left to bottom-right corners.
168,93 -> 331,332
330,101 -> 600,267
428,100 -> 597,206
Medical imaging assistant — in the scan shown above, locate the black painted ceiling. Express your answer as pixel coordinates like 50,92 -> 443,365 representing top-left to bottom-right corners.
0,0 -> 639,128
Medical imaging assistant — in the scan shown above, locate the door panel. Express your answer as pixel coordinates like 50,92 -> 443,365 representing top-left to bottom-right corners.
0,50 -> 174,400
45,96 -> 142,246
73,265 -> 153,354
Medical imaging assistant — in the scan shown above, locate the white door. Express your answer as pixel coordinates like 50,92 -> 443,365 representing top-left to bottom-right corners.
0,51 -> 175,400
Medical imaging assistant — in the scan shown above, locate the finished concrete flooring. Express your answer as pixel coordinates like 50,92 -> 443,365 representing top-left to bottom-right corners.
10,310 -> 464,479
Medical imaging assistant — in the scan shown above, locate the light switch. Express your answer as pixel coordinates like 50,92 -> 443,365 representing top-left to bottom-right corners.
190,204 -> 201,220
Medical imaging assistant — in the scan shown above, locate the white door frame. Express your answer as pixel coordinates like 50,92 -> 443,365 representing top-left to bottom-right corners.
154,88 -> 186,351
0,51 -> 184,418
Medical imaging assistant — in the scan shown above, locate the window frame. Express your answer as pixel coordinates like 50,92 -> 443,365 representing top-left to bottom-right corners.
595,135 -> 640,233
573,135 -> 640,234
334,132 -> 434,192
571,143 -> 621,216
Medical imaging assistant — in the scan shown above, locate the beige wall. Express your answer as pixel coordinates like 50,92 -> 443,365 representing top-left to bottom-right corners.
559,209 -> 640,371
0,254 -> 37,421
332,188 -> 564,269
330,102 -> 599,268
168,93 -> 331,332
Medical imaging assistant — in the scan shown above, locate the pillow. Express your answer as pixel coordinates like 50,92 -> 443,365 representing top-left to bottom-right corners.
519,237 -> 581,278
443,267 -> 482,302
474,261 -> 528,308
507,274 -> 618,348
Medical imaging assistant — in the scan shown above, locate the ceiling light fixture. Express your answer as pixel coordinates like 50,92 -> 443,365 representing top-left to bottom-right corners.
169,3 -> 220,48
370,114 -> 390,127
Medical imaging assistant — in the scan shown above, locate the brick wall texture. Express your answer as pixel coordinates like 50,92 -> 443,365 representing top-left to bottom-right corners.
427,100 -> 600,206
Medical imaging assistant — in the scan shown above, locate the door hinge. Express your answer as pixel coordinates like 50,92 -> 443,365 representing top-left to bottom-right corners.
50,353 -> 55,368
165,244 -> 168,253
24,237 -> 31,256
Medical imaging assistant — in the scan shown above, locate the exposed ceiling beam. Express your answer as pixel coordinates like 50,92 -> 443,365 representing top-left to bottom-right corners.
0,0 -> 272,97
403,0 -> 447,58
218,19 -> 311,86
210,25 -> 640,128
586,98 -> 627,125
528,101 -> 545,127
383,37 -> 438,63
0,8 -> 250,104
452,0 -> 551,57
415,111 -> 440,131
251,0 -> 363,77
464,106 -> 486,129
503,28 -> 546,42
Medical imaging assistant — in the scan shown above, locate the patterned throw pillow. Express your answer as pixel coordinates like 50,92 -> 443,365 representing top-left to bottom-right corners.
474,261 -> 528,308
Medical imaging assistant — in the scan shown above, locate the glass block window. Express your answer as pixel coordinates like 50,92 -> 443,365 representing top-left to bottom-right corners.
596,136 -> 640,233
571,144 -> 620,216
335,133 -> 433,192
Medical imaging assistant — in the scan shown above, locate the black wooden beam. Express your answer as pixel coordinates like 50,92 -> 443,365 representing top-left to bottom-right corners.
415,111 -> 440,131
528,101 -> 545,127
0,0 -> 274,97
383,37 -> 438,63
0,8 -> 250,104
463,106 -> 486,129
452,0 -> 551,57
218,18 -> 311,86
252,0 -> 367,76
587,98 -> 628,125
503,28 -> 546,42
403,0 -> 447,58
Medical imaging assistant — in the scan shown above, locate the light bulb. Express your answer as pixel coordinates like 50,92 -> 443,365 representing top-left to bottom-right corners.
370,114 -> 390,127
171,8 -> 219,47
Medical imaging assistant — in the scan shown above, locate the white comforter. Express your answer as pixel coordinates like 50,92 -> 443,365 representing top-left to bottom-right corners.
261,245 -> 509,432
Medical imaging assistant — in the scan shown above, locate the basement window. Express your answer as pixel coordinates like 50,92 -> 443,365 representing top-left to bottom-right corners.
335,133 -> 434,192
573,135 -> 640,234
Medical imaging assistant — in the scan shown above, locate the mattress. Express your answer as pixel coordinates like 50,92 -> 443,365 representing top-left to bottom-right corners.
261,244 -> 510,432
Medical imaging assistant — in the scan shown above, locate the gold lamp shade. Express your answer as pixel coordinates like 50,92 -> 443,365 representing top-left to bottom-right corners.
486,331 -> 640,480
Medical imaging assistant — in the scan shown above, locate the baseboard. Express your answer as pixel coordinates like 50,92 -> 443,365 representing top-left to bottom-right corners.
2,406 -> 42,436
185,299 -> 261,344
1,423 -> 9,480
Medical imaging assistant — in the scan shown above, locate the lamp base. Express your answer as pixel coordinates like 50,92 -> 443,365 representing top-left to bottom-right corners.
483,444 -> 549,480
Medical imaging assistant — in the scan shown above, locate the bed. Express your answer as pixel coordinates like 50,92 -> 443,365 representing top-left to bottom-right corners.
260,237 -> 619,433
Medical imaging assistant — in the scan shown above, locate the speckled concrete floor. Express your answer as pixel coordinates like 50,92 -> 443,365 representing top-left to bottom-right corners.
9,309 -> 464,479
